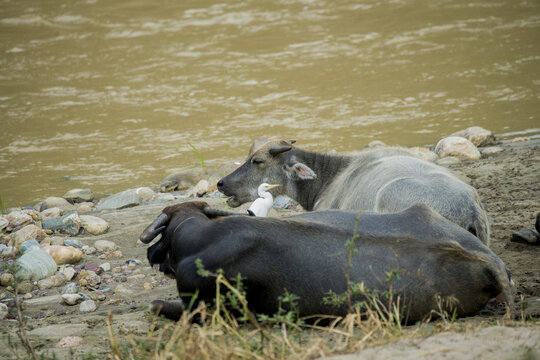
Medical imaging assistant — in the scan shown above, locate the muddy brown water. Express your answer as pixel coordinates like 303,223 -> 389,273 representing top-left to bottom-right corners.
1,0 -> 539,208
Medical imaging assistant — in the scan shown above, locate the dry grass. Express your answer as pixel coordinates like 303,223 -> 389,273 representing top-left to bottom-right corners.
3,274 -> 530,360
108,306 -> 392,360
106,304 -> 524,360
104,274 -> 519,360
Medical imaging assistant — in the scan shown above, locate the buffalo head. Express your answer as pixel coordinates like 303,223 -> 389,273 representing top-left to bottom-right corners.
217,138 -> 317,207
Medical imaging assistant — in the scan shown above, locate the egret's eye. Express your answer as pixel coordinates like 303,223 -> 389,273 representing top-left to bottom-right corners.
252,159 -> 264,165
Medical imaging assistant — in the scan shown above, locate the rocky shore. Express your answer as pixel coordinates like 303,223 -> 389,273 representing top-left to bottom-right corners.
0,129 -> 538,359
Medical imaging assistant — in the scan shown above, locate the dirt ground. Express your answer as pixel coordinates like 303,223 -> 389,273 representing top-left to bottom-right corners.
450,139 -> 539,300
330,138 -> 540,359
1,138 -> 539,359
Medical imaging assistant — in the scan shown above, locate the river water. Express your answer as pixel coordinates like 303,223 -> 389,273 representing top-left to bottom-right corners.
1,0 -> 539,208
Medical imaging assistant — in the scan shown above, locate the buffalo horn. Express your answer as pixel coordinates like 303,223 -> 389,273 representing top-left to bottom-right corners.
139,213 -> 169,243
269,144 -> 292,156
287,139 -> 296,144
203,207 -> 248,218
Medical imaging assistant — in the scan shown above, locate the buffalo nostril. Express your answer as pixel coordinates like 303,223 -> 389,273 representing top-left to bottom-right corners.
217,179 -> 224,189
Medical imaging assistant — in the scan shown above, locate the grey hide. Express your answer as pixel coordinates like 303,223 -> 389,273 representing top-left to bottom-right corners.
217,138 -> 490,246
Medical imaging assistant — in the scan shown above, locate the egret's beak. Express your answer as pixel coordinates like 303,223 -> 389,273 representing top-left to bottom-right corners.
266,184 -> 280,190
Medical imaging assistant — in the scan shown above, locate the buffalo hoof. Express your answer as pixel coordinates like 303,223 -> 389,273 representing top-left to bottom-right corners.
149,299 -> 185,321
511,230 -> 539,245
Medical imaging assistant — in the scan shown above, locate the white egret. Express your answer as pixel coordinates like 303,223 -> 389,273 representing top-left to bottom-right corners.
247,183 -> 280,217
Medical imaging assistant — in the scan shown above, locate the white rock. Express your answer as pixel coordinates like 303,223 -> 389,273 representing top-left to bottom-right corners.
85,273 -> 101,287
451,126 -> 495,147
435,136 -> 481,161
22,209 -> 42,222
94,240 -> 117,252
99,262 -> 111,272
4,211 -> 33,231
10,224 -> 48,247
40,197 -> 76,214
97,189 -> 141,211
41,207 -> 63,220
1,246 -> 17,256
136,187 -> 157,202
75,202 -> 95,213
80,215 -> 109,235
82,246 -> 96,255
63,189 -> 94,203
79,299 -> 97,313
61,282 -> 79,294
0,303 -> 7,319
409,147 -> 439,162
50,236 -> 65,246
62,293 -> 83,306
61,267 -> 76,281
55,336 -> 84,348
64,212 -> 82,226
38,273 -> 67,289
188,180 -> 210,197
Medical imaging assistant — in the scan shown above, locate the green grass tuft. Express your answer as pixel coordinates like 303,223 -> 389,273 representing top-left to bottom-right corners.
187,142 -> 205,172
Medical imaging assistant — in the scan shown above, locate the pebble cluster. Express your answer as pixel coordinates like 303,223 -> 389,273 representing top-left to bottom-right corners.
0,186 -> 170,322
368,126 -> 506,164
0,163 -> 245,325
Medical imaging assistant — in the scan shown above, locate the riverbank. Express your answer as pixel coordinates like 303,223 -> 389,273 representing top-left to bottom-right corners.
1,136 -> 539,359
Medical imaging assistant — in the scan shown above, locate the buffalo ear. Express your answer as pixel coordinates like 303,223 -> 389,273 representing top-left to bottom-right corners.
285,162 -> 317,180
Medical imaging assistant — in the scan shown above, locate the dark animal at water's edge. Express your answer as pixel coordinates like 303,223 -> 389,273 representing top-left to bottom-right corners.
511,212 -> 540,245
139,201 -> 512,323
217,138 -> 491,246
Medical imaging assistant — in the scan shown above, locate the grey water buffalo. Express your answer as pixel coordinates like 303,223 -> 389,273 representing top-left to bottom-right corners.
217,138 -> 491,245
139,201 -> 512,323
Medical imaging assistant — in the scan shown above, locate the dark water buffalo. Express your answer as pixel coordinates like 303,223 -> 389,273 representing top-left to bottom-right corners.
140,201 -> 512,323
217,138 -> 491,246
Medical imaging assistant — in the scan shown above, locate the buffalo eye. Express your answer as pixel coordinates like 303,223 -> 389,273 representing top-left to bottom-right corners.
252,159 -> 265,165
